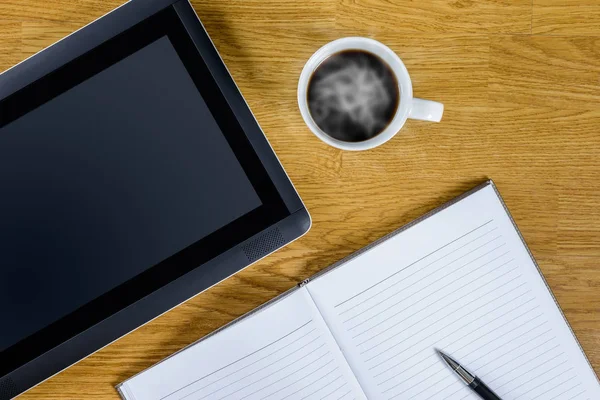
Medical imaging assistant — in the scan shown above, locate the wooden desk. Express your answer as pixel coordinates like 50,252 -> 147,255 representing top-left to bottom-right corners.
1,0 -> 599,397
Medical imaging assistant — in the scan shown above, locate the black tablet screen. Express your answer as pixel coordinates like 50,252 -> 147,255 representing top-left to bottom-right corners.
0,36 -> 262,352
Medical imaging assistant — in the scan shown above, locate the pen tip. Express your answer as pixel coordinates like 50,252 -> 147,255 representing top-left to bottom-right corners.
435,348 -> 448,360
435,348 -> 460,370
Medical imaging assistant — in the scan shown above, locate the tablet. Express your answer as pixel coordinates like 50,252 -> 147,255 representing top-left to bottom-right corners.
0,1 -> 310,398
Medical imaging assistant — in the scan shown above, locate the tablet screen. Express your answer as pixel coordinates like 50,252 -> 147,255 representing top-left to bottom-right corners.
0,36 -> 262,352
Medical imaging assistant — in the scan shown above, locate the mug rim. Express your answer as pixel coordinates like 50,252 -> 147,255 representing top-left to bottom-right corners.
298,37 -> 413,151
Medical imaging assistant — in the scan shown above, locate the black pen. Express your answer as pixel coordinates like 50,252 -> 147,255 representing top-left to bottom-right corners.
436,349 -> 502,400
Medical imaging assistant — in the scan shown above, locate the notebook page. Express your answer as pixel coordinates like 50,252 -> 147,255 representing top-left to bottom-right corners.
119,288 -> 366,400
306,184 -> 600,399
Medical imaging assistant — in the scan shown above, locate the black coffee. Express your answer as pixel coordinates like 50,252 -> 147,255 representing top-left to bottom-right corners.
307,50 -> 399,143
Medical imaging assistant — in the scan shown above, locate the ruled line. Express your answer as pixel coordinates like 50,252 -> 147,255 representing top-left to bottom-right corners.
333,220 -> 494,309
318,381 -> 347,400
339,228 -> 499,319
455,321 -> 549,365
549,384 -> 581,400
342,242 -> 508,325
159,313 -> 359,400
444,304 -> 540,361
480,340 -> 560,380
297,375 -> 343,400
357,267 -> 519,350
387,363 -> 446,398
334,389 -> 352,400
372,304 -> 538,395
506,367 -> 573,398
553,386 -> 584,400
366,293 -> 536,369
204,344 -> 328,400
247,358 -> 334,400
422,378 -> 457,400
282,374 -> 342,400
402,373 -> 453,400
259,362 -> 335,399
350,257 -> 516,338
340,232 -> 501,320
178,331 -> 321,400
444,342 -> 564,399
457,323 -> 548,366
527,374 -> 576,399
376,318 -> 549,387
374,305 -> 545,382
361,279 -> 528,357
455,351 -> 569,400
490,352 -> 564,390
352,260 -> 518,345
382,360 -> 441,394
161,320 -> 313,400
442,339 -> 560,399
208,353 -> 332,400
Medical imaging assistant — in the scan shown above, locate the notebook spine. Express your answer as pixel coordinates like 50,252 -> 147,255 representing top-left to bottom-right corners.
298,278 -> 310,287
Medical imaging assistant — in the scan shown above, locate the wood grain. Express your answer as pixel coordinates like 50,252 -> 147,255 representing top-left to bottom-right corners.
0,0 -> 122,22
335,0 -> 532,34
489,35 -> 600,109
0,22 -> 21,71
533,0 -> 600,35
0,0 -> 599,398
21,21 -> 82,57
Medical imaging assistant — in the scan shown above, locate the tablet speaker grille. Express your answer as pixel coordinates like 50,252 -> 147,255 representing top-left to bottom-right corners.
0,377 -> 18,400
243,227 -> 286,263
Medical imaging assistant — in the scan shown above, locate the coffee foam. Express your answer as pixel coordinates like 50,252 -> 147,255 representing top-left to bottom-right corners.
308,52 -> 396,141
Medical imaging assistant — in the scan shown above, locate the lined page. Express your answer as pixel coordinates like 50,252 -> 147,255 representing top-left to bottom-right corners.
306,184 -> 600,399
119,288 -> 366,400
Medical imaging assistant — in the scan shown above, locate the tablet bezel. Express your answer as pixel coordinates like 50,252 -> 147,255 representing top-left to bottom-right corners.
0,0 -> 310,396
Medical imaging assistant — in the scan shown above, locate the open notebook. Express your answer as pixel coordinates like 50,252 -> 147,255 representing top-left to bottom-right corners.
117,181 -> 600,400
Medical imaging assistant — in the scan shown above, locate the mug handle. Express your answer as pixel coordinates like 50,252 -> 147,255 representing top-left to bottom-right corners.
408,98 -> 444,122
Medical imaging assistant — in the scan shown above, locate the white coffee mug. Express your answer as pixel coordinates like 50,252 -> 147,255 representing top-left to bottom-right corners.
298,37 -> 444,151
